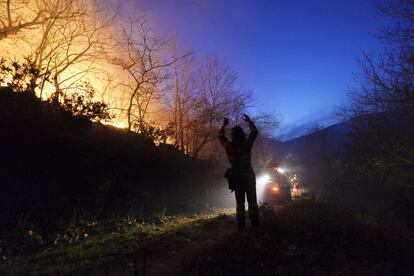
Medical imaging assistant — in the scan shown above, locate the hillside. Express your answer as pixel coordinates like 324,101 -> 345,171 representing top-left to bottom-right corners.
3,200 -> 413,275
280,120 -> 353,157
1,88 -> 413,275
0,87 -> 232,236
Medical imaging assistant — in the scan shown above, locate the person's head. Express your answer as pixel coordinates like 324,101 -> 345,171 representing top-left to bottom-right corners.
231,125 -> 246,145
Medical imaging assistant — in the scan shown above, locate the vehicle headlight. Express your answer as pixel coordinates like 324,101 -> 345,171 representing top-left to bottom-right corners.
257,174 -> 270,186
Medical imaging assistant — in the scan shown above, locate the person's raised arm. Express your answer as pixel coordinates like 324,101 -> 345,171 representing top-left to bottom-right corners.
219,117 -> 230,146
243,114 -> 258,147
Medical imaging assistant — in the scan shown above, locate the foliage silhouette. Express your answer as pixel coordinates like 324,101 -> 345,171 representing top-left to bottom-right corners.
0,58 -> 50,93
331,1 -> 414,219
0,85 -> 231,246
55,81 -> 114,123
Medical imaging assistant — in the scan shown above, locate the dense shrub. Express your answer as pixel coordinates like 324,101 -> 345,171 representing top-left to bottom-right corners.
0,87 -> 231,239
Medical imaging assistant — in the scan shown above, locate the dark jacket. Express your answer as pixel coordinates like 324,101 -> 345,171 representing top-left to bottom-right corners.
219,121 -> 258,190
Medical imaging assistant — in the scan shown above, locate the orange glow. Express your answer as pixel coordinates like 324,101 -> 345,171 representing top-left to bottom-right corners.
101,121 -> 127,129
271,187 -> 279,192
113,122 -> 126,129
0,2 -> 135,129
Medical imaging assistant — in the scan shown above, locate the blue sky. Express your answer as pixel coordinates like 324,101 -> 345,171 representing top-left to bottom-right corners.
125,0 -> 390,140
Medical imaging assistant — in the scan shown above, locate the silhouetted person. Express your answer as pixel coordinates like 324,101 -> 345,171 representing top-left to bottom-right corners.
219,114 -> 259,231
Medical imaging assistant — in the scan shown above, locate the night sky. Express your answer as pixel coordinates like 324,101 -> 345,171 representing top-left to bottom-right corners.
122,0 -> 390,140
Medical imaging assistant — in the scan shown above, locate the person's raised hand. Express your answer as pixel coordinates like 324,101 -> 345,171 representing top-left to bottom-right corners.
242,114 -> 251,122
223,117 -> 229,126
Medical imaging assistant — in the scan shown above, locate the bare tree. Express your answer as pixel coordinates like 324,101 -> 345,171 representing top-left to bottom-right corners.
348,1 -> 414,116
344,1 -> 414,166
163,43 -> 224,154
166,54 -> 278,159
169,53 -> 197,152
337,0 -> 414,203
110,17 -> 190,133
0,0 -> 51,40
24,0 -> 115,100
188,56 -> 234,157
187,56 -> 256,158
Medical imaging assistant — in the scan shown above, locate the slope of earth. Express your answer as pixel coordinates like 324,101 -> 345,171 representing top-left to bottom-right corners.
0,87 -> 232,235
281,120 -> 353,157
2,200 -> 413,275
1,210 -> 235,275
191,199 -> 414,275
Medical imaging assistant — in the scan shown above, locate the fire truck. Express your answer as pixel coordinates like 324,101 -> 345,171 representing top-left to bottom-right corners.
256,166 -> 294,205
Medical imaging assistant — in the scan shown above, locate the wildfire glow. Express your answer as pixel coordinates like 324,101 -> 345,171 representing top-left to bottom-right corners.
113,122 -> 126,129
101,121 -> 127,129
0,1 -> 161,132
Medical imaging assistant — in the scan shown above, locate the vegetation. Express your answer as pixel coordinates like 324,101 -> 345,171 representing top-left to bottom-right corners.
57,81 -> 113,123
278,1 -> 414,222
2,200 -> 413,275
0,86 -> 232,237
1,210 -> 234,275
191,199 -> 414,275
325,0 -> 414,220
0,0 -> 277,160
1,0 -> 414,275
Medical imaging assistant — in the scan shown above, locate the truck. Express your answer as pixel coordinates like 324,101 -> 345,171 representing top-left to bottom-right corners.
256,166 -> 292,205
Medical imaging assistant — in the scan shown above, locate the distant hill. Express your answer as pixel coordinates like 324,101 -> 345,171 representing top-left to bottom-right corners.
252,120 -> 353,167
261,120 -> 355,196
279,120 -> 353,157
279,110 -> 414,158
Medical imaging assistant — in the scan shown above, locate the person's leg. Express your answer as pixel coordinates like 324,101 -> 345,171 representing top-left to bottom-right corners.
235,189 -> 246,231
246,184 -> 259,228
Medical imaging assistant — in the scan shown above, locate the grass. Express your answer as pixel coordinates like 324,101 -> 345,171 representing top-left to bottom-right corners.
1,209 -> 235,275
2,199 -> 414,275
191,199 -> 414,275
